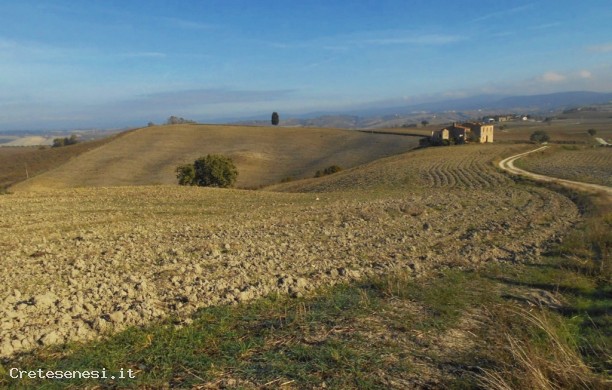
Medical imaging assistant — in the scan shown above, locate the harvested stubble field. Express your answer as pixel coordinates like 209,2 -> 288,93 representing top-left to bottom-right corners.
0,144 -> 580,363
268,144 -> 520,192
517,145 -> 612,187
492,116 -> 612,144
0,133 -> 125,190
10,124 -> 422,192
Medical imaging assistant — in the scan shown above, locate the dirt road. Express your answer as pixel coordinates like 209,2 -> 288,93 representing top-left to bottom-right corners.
498,146 -> 612,198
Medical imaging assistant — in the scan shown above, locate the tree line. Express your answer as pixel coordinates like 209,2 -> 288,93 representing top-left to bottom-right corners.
52,134 -> 78,148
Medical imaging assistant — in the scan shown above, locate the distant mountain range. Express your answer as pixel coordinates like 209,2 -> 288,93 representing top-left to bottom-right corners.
233,91 -> 612,129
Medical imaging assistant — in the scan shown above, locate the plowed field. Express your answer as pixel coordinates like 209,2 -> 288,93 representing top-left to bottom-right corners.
0,143 -> 579,358
518,146 -> 612,187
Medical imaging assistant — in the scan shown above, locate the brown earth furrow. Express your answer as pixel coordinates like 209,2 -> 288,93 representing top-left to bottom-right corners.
0,182 -> 579,358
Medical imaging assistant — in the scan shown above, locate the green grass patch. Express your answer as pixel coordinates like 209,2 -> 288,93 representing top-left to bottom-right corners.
3,260 -> 607,388
1,270 -> 497,389
2,200 -> 610,388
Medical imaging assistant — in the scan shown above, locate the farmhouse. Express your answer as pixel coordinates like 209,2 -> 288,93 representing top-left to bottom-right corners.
431,122 -> 494,144
468,122 -> 494,143
430,128 -> 450,143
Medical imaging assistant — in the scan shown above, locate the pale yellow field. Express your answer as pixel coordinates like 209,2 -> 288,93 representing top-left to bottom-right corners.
268,143 -> 530,192
0,143 -> 579,358
10,124 -> 422,192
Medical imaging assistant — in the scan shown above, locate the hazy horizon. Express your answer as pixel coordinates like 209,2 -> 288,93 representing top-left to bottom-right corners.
1,1 -> 611,131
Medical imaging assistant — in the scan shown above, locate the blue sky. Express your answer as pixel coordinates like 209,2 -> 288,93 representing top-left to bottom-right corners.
1,0 -> 611,130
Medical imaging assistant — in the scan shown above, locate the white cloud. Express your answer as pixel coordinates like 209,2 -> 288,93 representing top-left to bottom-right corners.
578,70 -> 592,79
363,34 -> 465,46
161,17 -> 214,30
588,43 -> 612,52
266,30 -> 464,52
539,71 -> 566,82
122,52 -> 166,59
470,4 -> 534,23
528,22 -> 561,30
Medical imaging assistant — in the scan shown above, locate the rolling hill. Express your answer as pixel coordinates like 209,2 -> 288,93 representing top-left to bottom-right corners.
232,91 -> 612,129
0,133 -> 129,190
10,124 -> 423,192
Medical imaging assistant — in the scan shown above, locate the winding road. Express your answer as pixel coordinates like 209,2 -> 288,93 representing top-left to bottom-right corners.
498,146 -> 612,198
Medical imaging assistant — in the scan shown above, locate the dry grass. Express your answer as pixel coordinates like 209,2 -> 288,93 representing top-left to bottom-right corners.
477,306 -> 608,390
268,143 -> 529,192
0,134 -> 124,189
518,145 -> 612,187
10,124 -> 422,192
493,117 -> 612,144
2,123 -> 610,387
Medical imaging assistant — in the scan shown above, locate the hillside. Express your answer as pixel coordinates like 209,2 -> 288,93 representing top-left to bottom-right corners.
267,144 -> 524,193
10,124 -> 422,191
232,91 -> 612,129
0,133 -> 128,190
2,137 -> 610,387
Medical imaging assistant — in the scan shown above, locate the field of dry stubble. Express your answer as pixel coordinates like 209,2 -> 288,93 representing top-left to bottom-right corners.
517,145 -> 612,186
0,144 -> 580,359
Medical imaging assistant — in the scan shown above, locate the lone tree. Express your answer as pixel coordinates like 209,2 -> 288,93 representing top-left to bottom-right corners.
530,130 -> 550,143
421,120 -> 429,127
177,155 -> 238,188
271,112 -> 280,126
587,128 -> 597,136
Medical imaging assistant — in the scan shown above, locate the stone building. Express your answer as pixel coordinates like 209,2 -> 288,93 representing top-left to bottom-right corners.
431,122 -> 494,144
465,122 -> 494,143
430,128 -> 449,143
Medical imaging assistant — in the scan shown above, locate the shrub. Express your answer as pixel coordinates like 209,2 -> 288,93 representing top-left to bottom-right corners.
175,164 -> 196,186
530,130 -> 550,143
194,154 -> 238,188
167,116 -> 196,125
467,132 -> 479,142
315,165 -> 342,178
587,129 -> 597,136
177,155 -> 238,188
52,134 -> 78,148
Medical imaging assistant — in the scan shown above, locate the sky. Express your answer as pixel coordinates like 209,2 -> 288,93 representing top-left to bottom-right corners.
1,0 -> 611,130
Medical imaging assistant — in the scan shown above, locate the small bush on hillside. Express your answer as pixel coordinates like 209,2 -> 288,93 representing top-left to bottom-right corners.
530,130 -> 550,143
177,155 -> 238,188
175,164 -> 196,186
194,155 -> 238,188
315,165 -> 342,178
587,129 -> 597,136
52,134 -> 78,148
167,116 -> 196,125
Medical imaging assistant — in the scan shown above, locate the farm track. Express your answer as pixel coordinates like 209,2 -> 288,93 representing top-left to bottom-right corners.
0,144 -> 581,358
499,146 -> 612,200
517,146 -> 612,187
